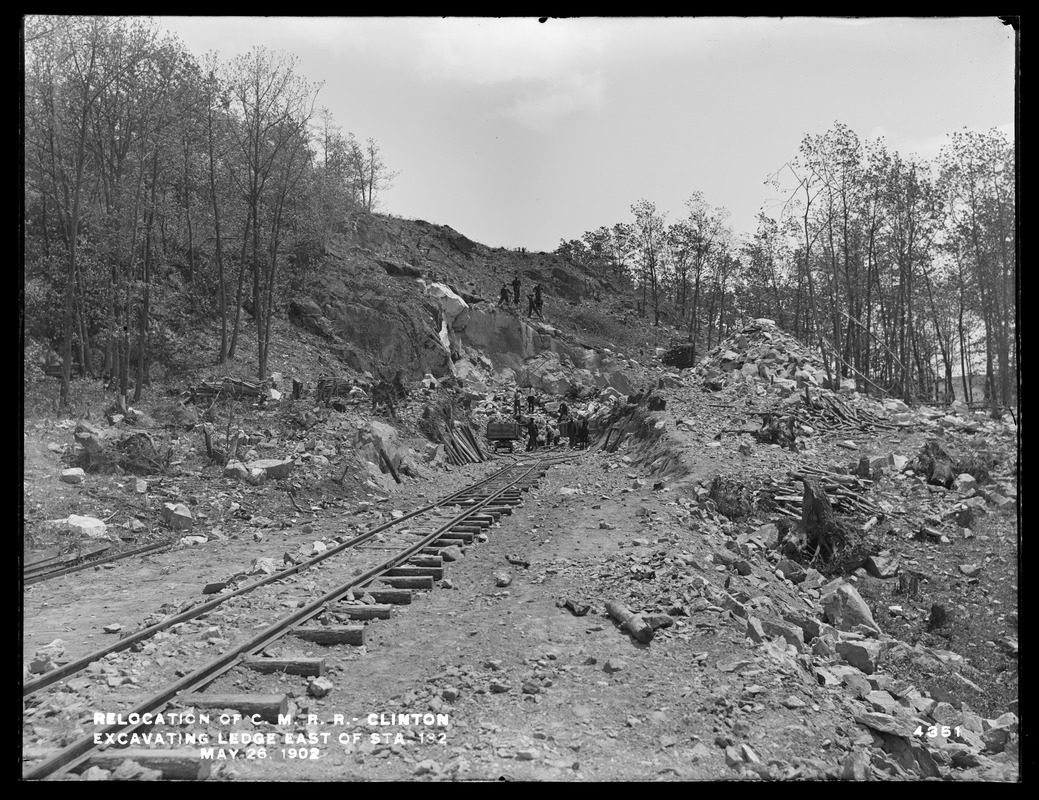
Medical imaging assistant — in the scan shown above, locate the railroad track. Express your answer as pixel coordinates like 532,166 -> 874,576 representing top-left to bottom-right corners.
23,538 -> 179,585
22,453 -> 575,780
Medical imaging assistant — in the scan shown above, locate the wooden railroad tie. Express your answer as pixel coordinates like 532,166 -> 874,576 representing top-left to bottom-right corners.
292,626 -> 366,646
431,538 -> 468,548
242,657 -> 325,677
417,546 -> 450,556
378,575 -> 435,590
386,564 -> 445,581
84,750 -> 211,781
339,603 -> 394,620
364,588 -> 413,605
193,693 -> 289,722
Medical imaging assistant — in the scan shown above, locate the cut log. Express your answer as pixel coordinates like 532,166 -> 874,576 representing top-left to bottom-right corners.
386,564 -> 445,580
605,599 -> 655,644
192,693 -> 289,722
378,447 -> 402,484
242,657 -> 325,677
431,538 -> 467,548
339,603 -> 394,620
377,575 -> 434,590
364,588 -> 413,604
292,626 -> 365,646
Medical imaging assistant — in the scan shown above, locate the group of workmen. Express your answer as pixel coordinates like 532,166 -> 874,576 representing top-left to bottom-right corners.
511,387 -> 589,451
498,275 -> 545,319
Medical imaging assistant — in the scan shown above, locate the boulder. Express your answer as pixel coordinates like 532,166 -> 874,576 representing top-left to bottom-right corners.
822,583 -> 882,634
163,503 -> 194,531
776,559 -> 807,583
246,458 -> 294,480
223,461 -> 249,481
953,473 -> 978,493
865,554 -> 901,579
837,639 -> 886,674
424,281 -> 471,331
745,616 -> 766,643
760,617 -> 806,651
46,515 -> 110,540
60,468 -> 86,484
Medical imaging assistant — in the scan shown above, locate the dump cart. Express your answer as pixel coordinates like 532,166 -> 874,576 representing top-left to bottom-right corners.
486,420 -> 522,452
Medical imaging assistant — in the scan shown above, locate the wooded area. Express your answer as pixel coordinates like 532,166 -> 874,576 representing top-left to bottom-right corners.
557,123 -> 1017,413
23,16 -> 397,408
23,17 -> 1016,417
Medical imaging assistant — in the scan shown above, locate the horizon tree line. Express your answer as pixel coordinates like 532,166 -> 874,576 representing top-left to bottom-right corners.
556,122 -> 1016,412
23,15 -> 398,408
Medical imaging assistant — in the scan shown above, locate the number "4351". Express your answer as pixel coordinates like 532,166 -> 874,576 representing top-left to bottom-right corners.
913,725 -> 961,738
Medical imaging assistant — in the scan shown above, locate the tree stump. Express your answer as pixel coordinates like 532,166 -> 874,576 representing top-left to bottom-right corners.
801,477 -> 848,561
896,572 -> 921,599
755,413 -> 796,450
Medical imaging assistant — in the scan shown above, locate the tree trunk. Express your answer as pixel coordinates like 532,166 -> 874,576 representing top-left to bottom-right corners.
801,477 -> 848,562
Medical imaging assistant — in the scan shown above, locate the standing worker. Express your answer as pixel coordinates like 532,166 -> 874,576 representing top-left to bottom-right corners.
578,416 -> 590,449
512,274 -> 522,305
526,416 -> 538,452
527,388 -> 537,414
534,283 -> 544,315
498,283 -> 511,307
513,388 -> 522,419
527,293 -> 540,318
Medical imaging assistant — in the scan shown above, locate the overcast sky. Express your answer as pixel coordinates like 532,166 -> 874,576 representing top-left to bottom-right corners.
154,16 -> 1017,253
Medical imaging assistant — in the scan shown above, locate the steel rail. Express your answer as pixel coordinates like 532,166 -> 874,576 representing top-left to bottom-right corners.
24,539 -> 179,585
23,459 -> 546,781
23,461 -> 522,697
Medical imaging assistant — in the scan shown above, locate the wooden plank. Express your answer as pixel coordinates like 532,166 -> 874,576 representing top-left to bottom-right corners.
339,604 -> 394,620
378,447 -> 402,484
378,575 -> 434,590
430,538 -> 467,548
441,529 -> 475,542
452,433 -> 475,462
242,657 -> 325,677
292,626 -> 365,646
407,555 -> 443,568
84,750 -> 212,780
365,588 -> 413,605
386,565 -> 445,580
462,427 -> 485,461
192,693 -> 289,722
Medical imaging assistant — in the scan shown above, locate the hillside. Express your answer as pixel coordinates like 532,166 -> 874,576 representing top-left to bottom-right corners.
21,213 -> 1019,782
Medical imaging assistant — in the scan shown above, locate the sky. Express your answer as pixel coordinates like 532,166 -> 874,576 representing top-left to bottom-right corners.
153,16 -> 1017,254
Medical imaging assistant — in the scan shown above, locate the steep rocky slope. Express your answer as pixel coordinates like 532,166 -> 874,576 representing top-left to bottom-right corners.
282,213 -> 657,395
21,214 -> 1019,782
